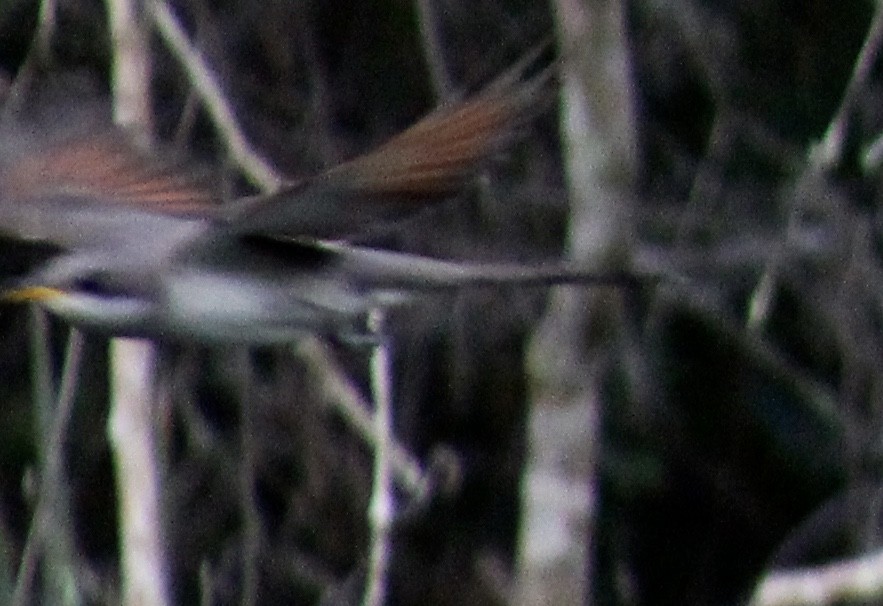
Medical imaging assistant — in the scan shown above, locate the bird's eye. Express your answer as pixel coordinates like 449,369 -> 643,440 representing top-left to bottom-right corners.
72,276 -> 116,297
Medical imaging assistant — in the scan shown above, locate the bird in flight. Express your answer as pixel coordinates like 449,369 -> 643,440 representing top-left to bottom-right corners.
0,69 -> 632,342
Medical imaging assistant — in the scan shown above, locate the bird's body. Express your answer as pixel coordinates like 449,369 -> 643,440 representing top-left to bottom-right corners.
0,67 -> 632,342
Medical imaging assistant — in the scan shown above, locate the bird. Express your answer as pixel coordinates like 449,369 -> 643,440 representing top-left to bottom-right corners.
0,68 -> 639,343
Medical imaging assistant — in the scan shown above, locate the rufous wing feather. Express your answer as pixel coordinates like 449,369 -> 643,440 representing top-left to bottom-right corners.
0,131 -> 218,216
230,68 -> 553,240
323,83 -> 540,196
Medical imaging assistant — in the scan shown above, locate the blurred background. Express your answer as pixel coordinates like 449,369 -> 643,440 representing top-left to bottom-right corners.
0,0 -> 881,605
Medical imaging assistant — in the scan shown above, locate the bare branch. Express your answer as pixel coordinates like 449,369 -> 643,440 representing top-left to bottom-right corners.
2,0 -> 56,116
292,337 -> 427,496
147,0 -> 285,192
811,2 -> 883,169
108,338 -> 170,606
750,2 -> 883,331
362,310 -> 395,606
105,0 -> 154,144
13,326 -> 84,606
237,350 -> 260,606
414,0 -> 453,100
750,548 -> 883,606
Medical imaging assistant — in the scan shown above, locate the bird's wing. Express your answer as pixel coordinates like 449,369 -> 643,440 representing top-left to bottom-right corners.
228,70 -> 553,240
0,129 -> 218,217
0,63 -> 551,246
0,125 -> 220,286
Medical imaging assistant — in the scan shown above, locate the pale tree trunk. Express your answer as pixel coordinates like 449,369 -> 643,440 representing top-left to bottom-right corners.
519,0 -> 637,604
104,1 -> 170,605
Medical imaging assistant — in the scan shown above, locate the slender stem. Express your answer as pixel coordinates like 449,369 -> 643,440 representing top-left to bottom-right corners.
414,0 -> 452,100
238,350 -> 260,606
362,310 -> 395,606
2,0 -> 56,117
147,0 -> 284,191
13,325 -> 84,606
292,337 -> 426,495
814,3 -> 883,169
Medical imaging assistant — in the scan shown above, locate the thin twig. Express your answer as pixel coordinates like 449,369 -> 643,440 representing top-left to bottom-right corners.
811,2 -> 883,170
13,327 -> 84,606
147,0 -> 284,191
753,6 -> 883,331
414,0 -> 452,100
11,4 -> 79,603
362,310 -> 395,606
746,265 -> 779,330
298,6 -> 338,165
238,349 -> 260,606
1,0 -> 56,117
292,337 -> 427,496
199,560 -> 213,606
29,309 -> 55,438
656,283 -> 845,433
744,202 -> 798,332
